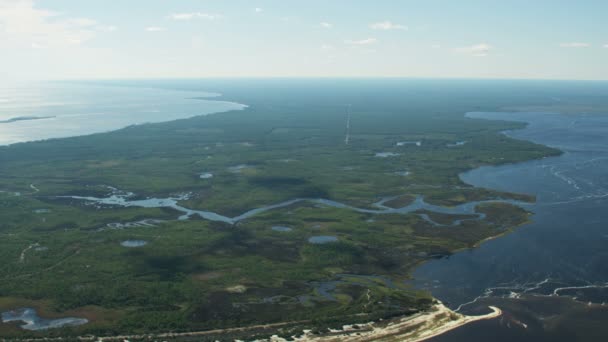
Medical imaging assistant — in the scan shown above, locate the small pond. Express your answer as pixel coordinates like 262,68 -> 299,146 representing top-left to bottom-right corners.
375,152 -> 400,158
120,240 -> 148,248
308,236 -> 338,244
1,308 -> 88,331
272,226 -> 293,232
396,141 -> 422,147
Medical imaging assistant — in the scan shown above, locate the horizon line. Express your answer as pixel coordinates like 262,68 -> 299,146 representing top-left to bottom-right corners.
50,76 -> 608,83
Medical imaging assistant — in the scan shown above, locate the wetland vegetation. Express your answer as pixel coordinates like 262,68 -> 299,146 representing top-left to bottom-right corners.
0,80 -> 562,339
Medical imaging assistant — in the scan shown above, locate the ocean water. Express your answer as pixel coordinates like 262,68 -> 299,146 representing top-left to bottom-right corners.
412,111 -> 608,334
0,82 -> 245,145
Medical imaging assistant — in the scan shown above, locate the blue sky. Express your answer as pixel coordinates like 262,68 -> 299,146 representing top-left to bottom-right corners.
1,0 -> 607,80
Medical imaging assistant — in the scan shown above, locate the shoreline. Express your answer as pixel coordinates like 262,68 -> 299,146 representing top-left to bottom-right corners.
0,82 -> 247,147
266,302 -> 501,341
0,303 -> 501,342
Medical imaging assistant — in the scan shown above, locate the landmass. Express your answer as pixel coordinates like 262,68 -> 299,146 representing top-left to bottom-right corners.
0,81 -> 561,340
0,116 -> 55,124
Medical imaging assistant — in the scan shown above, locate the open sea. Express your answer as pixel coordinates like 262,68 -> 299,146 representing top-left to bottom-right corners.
0,81 -> 245,145
413,110 -> 608,340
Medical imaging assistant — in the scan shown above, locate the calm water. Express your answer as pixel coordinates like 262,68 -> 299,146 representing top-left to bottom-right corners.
120,240 -> 148,248
0,82 -> 245,145
65,190 -> 522,226
272,226 -> 293,232
412,111 -> 608,330
308,236 -> 338,244
1,308 -> 87,331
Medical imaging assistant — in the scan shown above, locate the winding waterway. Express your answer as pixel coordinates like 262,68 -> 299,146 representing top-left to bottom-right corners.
63,190 -> 524,226
412,111 -> 608,320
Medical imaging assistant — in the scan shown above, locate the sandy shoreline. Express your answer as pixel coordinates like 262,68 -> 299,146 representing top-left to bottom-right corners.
267,302 -> 501,342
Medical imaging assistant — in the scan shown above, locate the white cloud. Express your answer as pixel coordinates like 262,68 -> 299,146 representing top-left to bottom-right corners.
559,42 -> 590,48
254,8 -> 263,13
345,38 -> 377,45
321,44 -> 335,51
66,18 -> 97,27
97,25 -> 117,32
169,12 -> 221,21
604,44 -> 608,48
431,44 -> 441,49
146,26 -> 166,32
319,22 -> 332,29
454,43 -> 493,57
0,0 -> 104,48
65,18 -> 116,33
370,21 -> 407,31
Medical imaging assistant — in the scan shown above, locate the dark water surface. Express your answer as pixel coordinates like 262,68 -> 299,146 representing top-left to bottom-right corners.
412,111 -> 608,340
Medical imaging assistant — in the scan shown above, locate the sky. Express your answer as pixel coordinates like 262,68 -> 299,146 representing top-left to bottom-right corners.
1,0 -> 607,80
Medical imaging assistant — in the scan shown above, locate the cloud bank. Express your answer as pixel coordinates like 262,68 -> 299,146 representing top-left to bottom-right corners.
370,21 -> 407,30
